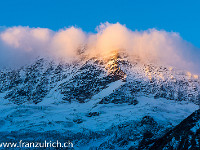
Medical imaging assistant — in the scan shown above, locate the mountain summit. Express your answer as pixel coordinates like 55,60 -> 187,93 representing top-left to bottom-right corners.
0,51 -> 199,149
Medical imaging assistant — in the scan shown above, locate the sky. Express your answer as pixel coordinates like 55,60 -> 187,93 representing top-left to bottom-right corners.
0,0 -> 200,74
0,0 -> 200,47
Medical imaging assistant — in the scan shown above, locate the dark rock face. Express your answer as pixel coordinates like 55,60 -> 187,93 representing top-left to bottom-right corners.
59,60 -> 118,103
86,112 -> 100,117
73,119 -> 83,124
99,84 -> 137,104
1,58 -> 53,104
149,109 -> 200,150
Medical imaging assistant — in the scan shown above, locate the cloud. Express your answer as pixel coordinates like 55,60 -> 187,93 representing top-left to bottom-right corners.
0,26 -> 53,67
87,23 -> 200,73
0,23 -> 200,74
0,26 -> 86,67
1,26 -> 51,52
51,27 -> 86,58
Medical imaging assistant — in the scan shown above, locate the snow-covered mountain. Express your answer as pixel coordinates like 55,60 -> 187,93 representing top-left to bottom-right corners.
149,109 -> 200,150
0,50 -> 199,149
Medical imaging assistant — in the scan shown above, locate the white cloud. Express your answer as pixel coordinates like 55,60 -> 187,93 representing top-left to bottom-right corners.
0,23 -> 199,73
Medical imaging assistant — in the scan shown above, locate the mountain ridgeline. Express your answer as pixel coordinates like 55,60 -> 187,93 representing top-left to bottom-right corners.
0,50 -> 199,105
0,49 -> 200,149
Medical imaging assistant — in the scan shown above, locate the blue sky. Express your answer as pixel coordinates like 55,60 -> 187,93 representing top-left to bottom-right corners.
0,0 -> 200,47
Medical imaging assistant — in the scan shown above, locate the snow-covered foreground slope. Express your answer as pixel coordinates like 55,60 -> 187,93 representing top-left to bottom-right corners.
0,89 -> 198,133
0,87 -> 198,149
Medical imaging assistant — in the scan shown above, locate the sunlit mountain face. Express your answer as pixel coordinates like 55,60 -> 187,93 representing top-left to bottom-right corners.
0,46 -> 199,149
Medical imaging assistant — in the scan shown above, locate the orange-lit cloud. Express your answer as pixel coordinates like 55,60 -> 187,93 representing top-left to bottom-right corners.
0,23 -> 200,73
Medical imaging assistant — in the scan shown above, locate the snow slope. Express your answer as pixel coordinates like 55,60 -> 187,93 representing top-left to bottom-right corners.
0,88 -> 198,133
